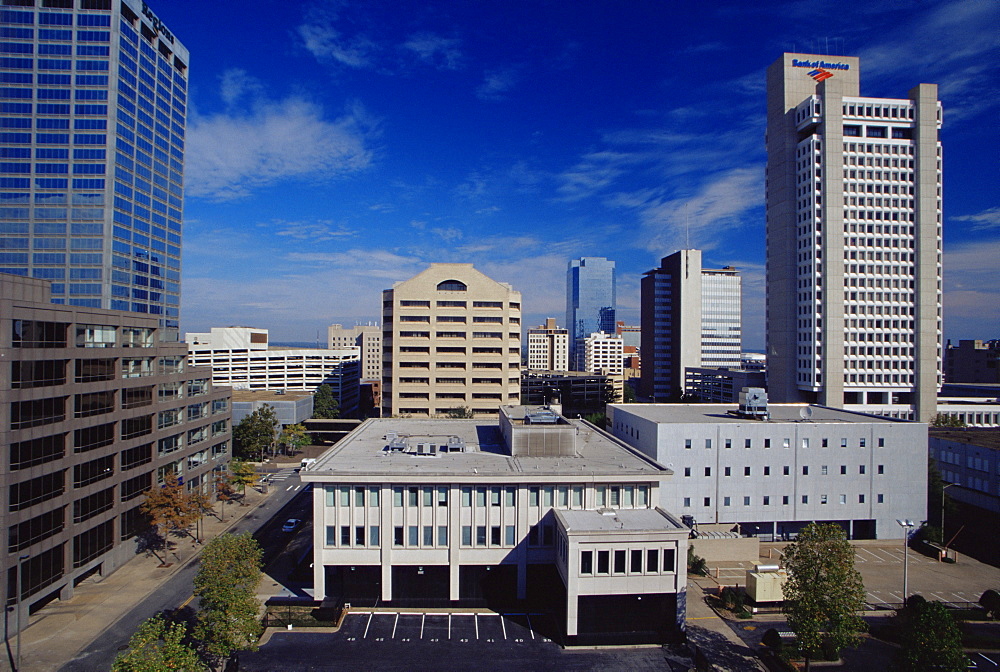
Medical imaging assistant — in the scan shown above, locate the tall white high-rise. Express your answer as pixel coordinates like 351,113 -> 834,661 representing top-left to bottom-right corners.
765,53 -> 942,422
0,0 -> 188,337
701,266 -> 742,370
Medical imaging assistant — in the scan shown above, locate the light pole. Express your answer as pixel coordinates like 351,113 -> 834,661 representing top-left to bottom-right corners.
941,482 -> 956,547
896,519 -> 915,605
16,553 -> 29,672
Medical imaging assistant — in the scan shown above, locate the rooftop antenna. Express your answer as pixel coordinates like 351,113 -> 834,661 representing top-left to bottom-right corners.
685,204 -> 690,249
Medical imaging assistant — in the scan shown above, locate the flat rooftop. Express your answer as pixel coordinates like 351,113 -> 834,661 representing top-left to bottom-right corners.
557,508 -> 685,533
302,417 -> 668,479
609,403 -> 904,425
930,428 -> 1000,450
230,390 -> 314,403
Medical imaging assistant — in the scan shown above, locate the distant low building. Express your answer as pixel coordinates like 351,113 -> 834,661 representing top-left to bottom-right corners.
944,340 -> 1000,385
527,318 -> 569,372
684,367 -> 767,403
584,331 -> 624,401
328,323 -> 382,383
929,428 -> 1000,515
521,371 -> 614,417
230,389 -> 314,428
186,327 -> 360,417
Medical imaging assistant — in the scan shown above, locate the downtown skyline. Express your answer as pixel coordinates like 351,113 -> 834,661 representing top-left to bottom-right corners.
155,0 -> 997,347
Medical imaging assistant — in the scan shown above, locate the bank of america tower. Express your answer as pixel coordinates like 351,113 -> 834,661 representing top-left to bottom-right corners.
1,0 -> 187,337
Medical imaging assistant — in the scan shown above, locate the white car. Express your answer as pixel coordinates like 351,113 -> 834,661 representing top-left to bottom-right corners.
281,518 -> 302,533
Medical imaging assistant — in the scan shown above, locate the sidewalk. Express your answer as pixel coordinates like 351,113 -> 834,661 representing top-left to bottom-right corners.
11,486 -> 274,672
686,577 -> 767,672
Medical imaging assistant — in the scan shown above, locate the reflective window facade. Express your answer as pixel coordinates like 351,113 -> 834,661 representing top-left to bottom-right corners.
566,257 -> 616,370
0,0 -> 188,338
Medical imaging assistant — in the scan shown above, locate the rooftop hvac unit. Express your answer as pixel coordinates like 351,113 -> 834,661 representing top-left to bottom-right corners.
738,387 -> 769,420
388,436 -> 407,451
447,436 -> 465,452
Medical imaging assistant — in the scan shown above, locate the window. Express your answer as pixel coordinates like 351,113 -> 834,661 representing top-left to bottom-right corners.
408,526 -> 419,546
506,487 -> 516,507
394,487 -> 404,507
744,467 -> 751,476
424,526 -> 434,546
646,549 -> 659,572
408,486 -> 418,507
355,487 -> 365,507
877,465 -> 884,474
491,487 -> 501,506
841,465 -> 847,475
461,487 -> 472,507
703,497 -> 711,507
724,467 -> 731,476
476,525 -> 486,546
684,467 -> 691,477
438,487 -> 448,506
704,467 -> 711,477
745,439 -> 751,448
663,548 -> 676,572
504,525 -> 515,546
821,465 -> 829,475
461,525 -> 472,546
683,497 -> 691,507
743,496 -> 750,506
613,550 -> 626,574
802,495 -> 809,504
370,526 -> 380,546
476,488 -> 486,507
491,526 -> 501,546
340,487 -> 350,507
860,465 -> 866,474
597,550 -> 610,574
877,494 -> 884,503
423,487 -> 433,507
783,465 -> 790,476
631,549 -> 643,573
394,526 -> 404,546
723,497 -> 731,506
764,439 -> 771,448
581,550 -> 593,574
803,466 -> 809,475
438,526 -> 448,546
705,439 -> 712,449
684,439 -> 692,449
782,495 -> 789,505
859,494 -> 865,504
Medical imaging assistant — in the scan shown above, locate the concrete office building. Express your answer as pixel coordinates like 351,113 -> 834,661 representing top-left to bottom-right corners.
583,331 -> 623,402
382,264 -> 521,418
944,340 -> 1000,385
301,406 -> 688,645
765,53 -> 943,422
566,257 -> 616,371
186,327 -> 360,417
527,318 -> 569,372
0,0 -> 189,337
0,275 -> 231,632
930,428 -> 1000,515
640,250 -> 741,400
608,402 -> 927,540
328,323 -> 381,382
230,389 -> 313,428
684,367 -> 768,404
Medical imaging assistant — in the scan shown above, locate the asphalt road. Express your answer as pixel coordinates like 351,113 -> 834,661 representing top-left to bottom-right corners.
59,473 -> 310,672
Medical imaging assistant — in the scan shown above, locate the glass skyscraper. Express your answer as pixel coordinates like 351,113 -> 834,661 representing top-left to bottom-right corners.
0,0 -> 188,338
566,257 -> 616,371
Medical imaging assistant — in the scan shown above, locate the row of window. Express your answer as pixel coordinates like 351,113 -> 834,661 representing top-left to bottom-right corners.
676,436 -> 885,449
681,493 -> 885,508
683,464 -> 885,477
579,548 -> 676,577
324,484 -> 652,511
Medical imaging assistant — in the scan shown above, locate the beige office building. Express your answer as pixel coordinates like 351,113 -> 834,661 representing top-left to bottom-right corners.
382,264 -> 521,417
527,318 -> 569,371
765,53 -> 942,422
328,324 -> 382,382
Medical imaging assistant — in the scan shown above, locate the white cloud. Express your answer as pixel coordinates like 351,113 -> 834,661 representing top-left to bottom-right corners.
476,68 -> 519,101
943,239 -> 1000,339
219,69 -> 263,108
274,220 -> 356,241
402,33 -> 462,70
431,227 -> 463,242
186,98 -> 375,200
951,207 -> 1000,232
297,22 -> 378,69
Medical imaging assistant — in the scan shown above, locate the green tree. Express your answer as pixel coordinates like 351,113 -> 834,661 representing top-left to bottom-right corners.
623,383 -> 637,403
227,460 -> 257,504
193,533 -> 263,662
931,413 -> 966,428
445,406 -> 474,418
233,405 -> 278,460
782,522 -> 867,669
214,474 -> 236,521
140,472 -> 200,551
894,600 -> 969,672
277,422 -> 309,455
313,384 -> 340,418
112,614 -> 206,672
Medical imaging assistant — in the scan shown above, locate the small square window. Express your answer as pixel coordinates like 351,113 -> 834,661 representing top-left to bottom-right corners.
860,438 -> 866,448
841,465 -> 847,475
684,467 -> 691,477
839,494 -> 847,504
877,494 -> 884,503
683,497 -> 691,507
724,496 -> 731,506
684,439 -> 692,449
763,496 -> 770,506
821,465 -> 829,475
743,496 -> 751,506
744,467 -> 751,476
859,494 -> 865,503
783,465 -> 790,475
878,465 -> 884,474
581,550 -> 593,574
703,497 -> 711,506
803,466 -> 809,475
802,495 -> 809,504
597,550 -> 610,574
820,494 -> 828,504
631,549 -> 643,573
860,465 -> 866,474
764,438 -> 771,448
705,439 -> 712,449
764,466 -> 770,476
782,495 -> 789,505
745,439 -> 752,448
704,467 -> 711,477
822,438 -> 829,447
647,549 -> 659,572
724,467 -> 731,476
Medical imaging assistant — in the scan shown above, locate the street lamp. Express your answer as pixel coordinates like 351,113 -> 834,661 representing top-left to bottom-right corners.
16,553 -> 29,672
941,482 -> 957,547
896,519 -> 915,605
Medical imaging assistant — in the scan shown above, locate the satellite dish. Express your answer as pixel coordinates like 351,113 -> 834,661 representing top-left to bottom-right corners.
799,407 -> 813,420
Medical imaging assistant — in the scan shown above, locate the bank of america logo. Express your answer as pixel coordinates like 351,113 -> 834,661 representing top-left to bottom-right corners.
808,68 -> 833,82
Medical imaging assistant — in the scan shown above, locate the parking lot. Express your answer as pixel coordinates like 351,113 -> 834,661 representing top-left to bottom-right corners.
342,610 -> 558,645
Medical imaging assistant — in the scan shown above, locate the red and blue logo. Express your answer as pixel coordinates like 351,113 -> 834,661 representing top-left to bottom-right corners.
808,68 -> 834,82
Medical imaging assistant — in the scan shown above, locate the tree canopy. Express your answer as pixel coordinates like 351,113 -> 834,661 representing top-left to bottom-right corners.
894,599 -> 969,672
111,615 -> 205,672
193,532 -> 263,660
233,405 -> 278,460
227,459 -> 257,502
278,422 -> 309,454
782,522 -> 867,667
139,471 -> 200,547
313,384 -> 340,418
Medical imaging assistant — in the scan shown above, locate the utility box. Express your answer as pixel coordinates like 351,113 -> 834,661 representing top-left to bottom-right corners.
746,567 -> 788,603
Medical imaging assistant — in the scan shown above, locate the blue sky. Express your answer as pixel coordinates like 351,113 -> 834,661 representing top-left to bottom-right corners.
165,0 -> 999,348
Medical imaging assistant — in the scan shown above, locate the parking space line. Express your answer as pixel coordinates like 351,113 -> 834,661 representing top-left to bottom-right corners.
448,613 -> 451,640
391,612 -> 399,639
500,614 -> 507,640
867,592 -> 889,604
929,592 -> 949,602
855,553 -> 866,562
363,612 -> 374,639
420,613 -> 425,639
860,548 -> 883,562
286,485 -> 293,491
526,614 -> 535,640
475,613 -> 479,640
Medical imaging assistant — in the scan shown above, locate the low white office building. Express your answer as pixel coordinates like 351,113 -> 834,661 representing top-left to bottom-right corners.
608,403 -> 927,540
301,406 -> 688,645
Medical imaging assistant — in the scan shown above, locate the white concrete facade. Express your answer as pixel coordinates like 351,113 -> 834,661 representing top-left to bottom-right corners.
765,53 -> 942,422
328,324 -> 382,382
527,318 -> 569,371
608,403 -> 927,540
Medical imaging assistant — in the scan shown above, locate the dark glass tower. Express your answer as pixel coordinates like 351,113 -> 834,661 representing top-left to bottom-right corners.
566,257 -> 616,371
0,0 -> 188,338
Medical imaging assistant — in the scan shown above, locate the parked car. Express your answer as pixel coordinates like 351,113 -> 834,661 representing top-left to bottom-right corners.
282,518 -> 302,533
